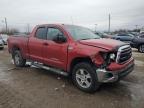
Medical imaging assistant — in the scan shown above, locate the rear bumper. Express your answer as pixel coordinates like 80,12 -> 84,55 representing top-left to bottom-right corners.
96,60 -> 134,83
0,44 -> 4,48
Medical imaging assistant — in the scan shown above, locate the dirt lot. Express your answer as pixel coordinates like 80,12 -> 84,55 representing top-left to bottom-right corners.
0,46 -> 144,108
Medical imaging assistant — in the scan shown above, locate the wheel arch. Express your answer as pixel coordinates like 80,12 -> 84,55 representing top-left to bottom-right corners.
11,45 -> 21,58
69,57 -> 94,75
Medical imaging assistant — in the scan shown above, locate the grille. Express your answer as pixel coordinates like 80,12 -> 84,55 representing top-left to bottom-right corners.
116,45 -> 132,64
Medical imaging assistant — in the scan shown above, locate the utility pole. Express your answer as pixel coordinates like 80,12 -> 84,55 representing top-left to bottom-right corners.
135,25 -> 138,29
108,14 -> 111,33
4,17 -> 8,34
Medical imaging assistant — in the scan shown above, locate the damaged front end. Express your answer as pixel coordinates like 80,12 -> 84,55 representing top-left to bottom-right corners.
93,45 -> 134,83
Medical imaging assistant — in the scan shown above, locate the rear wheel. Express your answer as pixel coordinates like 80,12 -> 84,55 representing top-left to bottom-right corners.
72,62 -> 100,93
138,44 -> 144,53
0,47 -> 4,50
13,50 -> 26,67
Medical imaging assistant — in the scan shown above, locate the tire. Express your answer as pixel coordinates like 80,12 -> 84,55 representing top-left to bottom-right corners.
72,62 -> 100,93
0,47 -> 4,50
13,50 -> 26,67
138,44 -> 144,53
117,38 -> 121,41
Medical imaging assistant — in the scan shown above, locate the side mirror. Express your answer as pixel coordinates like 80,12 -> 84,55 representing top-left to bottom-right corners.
53,34 -> 67,43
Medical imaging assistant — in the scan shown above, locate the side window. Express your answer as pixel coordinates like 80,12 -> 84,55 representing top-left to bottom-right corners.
118,34 -> 122,36
47,28 -> 63,40
35,27 -> 47,39
118,34 -> 128,36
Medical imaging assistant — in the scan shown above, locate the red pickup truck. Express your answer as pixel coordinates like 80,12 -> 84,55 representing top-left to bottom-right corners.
8,24 -> 134,93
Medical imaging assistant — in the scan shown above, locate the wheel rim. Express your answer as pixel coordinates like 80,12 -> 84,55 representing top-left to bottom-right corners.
140,45 -> 144,52
75,69 -> 92,88
14,53 -> 20,65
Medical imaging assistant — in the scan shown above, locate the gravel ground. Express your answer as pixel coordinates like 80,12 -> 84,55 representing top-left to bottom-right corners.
0,46 -> 144,108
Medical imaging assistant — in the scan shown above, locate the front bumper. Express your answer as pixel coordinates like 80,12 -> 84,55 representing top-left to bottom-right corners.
96,61 -> 134,83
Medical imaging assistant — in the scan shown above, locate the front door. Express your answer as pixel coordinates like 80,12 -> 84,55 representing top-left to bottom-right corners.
43,27 -> 68,70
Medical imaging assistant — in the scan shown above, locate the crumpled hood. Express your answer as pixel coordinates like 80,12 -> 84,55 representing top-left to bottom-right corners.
78,38 -> 126,50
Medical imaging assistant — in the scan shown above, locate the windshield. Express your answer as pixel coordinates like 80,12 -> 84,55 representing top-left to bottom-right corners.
128,34 -> 134,37
64,25 -> 100,40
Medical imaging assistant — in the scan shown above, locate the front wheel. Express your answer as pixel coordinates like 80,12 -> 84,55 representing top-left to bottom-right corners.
138,44 -> 144,53
13,50 -> 26,67
72,62 -> 100,93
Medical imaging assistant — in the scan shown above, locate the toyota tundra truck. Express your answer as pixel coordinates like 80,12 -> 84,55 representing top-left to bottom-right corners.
8,24 -> 134,93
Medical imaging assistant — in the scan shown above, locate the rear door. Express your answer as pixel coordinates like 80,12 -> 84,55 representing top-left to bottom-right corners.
43,26 -> 68,70
28,27 -> 47,62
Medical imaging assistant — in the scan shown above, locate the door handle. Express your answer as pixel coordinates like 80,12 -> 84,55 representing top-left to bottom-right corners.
43,43 -> 49,46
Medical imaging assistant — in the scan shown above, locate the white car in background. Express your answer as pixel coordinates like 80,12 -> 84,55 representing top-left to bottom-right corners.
1,34 -> 8,45
0,36 -> 4,50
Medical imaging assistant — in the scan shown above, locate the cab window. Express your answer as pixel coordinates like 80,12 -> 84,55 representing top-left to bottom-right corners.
47,28 -> 63,40
35,27 -> 47,39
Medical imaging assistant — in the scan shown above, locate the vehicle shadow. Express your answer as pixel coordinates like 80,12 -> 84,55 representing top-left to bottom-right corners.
29,66 -> 132,98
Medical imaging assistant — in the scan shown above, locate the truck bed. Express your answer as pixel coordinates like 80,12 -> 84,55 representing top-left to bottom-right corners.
8,35 -> 30,59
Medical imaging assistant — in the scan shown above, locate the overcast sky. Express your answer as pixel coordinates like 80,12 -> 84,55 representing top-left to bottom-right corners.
0,0 -> 144,32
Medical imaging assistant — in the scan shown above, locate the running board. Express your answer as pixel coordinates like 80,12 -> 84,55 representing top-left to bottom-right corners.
32,62 -> 68,76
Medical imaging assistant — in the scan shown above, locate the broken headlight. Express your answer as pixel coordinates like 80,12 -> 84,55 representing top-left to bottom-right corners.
110,53 -> 116,60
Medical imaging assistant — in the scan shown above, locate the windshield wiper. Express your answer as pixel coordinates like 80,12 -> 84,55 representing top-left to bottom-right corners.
93,38 -> 100,39
80,38 -> 92,40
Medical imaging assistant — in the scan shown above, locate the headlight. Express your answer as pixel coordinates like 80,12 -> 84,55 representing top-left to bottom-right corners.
110,53 -> 116,60
100,52 -> 111,67
100,52 -> 108,60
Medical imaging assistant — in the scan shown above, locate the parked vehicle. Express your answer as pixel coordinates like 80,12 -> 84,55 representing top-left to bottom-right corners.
130,34 -> 144,53
8,24 -> 134,93
0,36 -> 4,49
95,32 -> 113,38
0,34 -> 8,45
129,32 -> 139,36
113,33 -> 134,43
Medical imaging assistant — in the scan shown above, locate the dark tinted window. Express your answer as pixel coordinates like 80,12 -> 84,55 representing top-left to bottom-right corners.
35,27 -> 47,39
47,28 -> 63,40
118,34 -> 127,36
